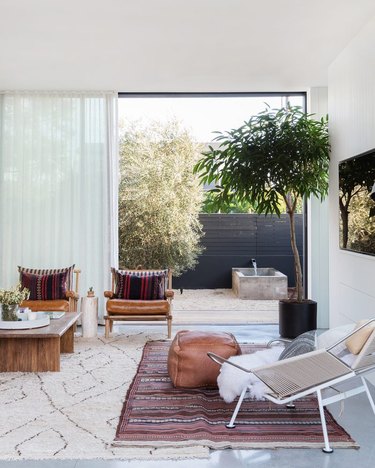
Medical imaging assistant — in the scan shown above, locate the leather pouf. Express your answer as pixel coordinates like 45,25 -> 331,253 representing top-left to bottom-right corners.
167,330 -> 241,388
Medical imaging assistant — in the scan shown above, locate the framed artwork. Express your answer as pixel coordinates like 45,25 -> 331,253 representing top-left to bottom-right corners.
339,149 -> 375,256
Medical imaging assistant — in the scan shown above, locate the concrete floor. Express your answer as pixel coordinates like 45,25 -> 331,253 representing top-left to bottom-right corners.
1,323 -> 375,468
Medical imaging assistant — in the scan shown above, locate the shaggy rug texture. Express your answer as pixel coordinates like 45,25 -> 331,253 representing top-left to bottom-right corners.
115,341 -> 357,450
0,332 -> 207,460
217,346 -> 284,402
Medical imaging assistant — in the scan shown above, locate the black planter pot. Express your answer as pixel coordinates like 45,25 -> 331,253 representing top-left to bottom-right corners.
279,300 -> 317,339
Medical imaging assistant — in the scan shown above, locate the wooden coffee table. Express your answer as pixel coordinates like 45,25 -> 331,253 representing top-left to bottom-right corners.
0,311 -> 81,372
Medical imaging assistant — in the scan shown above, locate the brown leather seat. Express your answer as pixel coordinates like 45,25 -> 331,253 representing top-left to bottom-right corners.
106,299 -> 170,315
21,299 -> 70,312
104,268 -> 174,338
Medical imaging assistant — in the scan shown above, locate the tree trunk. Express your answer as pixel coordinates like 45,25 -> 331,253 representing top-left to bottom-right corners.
287,210 -> 303,302
340,208 -> 349,249
339,196 -> 351,249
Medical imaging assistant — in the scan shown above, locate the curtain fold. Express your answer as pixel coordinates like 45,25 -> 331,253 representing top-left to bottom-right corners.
0,91 -> 118,320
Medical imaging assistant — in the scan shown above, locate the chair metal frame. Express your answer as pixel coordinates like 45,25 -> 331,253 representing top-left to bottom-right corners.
208,319 -> 375,453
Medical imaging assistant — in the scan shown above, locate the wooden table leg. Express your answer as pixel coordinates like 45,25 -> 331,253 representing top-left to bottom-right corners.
105,317 -> 110,338
0,337 -> 60,372
60,324 -> 74,353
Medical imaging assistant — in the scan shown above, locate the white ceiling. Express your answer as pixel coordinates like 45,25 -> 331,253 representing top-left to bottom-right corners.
1,0 -> 375,91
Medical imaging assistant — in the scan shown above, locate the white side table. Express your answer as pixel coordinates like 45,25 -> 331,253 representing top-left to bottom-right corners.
81,296 -> 98,338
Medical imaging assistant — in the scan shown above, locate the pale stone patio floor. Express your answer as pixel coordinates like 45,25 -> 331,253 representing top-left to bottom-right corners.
172,289 -> 278,324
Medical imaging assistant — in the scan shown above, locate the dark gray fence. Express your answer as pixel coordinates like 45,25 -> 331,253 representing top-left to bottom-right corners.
173,213 -> 303,289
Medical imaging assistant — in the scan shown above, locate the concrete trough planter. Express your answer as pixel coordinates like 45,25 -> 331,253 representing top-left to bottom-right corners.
232,268 -> 288,300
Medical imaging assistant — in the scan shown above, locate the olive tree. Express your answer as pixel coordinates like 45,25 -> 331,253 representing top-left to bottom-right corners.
194,106 -> 330,302
118,120 -> 204,276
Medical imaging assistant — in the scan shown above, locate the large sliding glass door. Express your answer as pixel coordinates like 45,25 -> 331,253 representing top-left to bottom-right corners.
117,93 -> 307,291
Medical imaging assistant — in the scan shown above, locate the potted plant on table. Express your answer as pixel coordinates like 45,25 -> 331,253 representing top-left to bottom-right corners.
0,283 -> 30,321
194,105 -> 330,338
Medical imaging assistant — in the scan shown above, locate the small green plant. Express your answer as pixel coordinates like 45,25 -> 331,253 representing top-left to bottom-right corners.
118,120 -> 204,276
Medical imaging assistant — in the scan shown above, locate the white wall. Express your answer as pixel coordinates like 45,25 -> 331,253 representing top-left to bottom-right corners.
328,17 -> 375,327
307,87 -> 329,328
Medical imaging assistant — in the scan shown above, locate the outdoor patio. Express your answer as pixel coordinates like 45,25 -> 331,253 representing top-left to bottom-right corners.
172,289 -> 279,324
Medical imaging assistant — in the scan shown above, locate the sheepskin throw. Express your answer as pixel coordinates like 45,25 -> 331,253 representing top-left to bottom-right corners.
217,346 -> 283,403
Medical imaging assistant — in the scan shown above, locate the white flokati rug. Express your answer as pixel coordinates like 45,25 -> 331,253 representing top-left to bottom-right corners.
217,346 -> 284,403
0,332 -> 209,460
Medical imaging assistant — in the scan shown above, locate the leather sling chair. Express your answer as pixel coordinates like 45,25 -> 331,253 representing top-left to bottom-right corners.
104,267 -> 174,338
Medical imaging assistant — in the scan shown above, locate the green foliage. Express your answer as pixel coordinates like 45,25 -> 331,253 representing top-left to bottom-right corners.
194,105 -> 330,301
195,106 -> 329,216
118,120 -> 204,276
202,192 -> 255,213
339,156 -> 373,198
340,187 -> 375,254
202,191 -> 303,214
339,155 -> 374,249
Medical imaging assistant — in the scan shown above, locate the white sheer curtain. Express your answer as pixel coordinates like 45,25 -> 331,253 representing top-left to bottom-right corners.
0,91 -> 118,319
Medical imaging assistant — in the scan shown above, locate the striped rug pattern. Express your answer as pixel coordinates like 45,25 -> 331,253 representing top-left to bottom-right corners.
115,341 -> 357,449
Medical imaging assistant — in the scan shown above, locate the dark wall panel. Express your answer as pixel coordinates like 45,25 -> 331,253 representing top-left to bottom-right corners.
173,214 -> 303,289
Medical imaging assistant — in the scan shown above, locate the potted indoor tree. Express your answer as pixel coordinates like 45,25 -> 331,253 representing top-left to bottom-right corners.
194,105 -> 330,338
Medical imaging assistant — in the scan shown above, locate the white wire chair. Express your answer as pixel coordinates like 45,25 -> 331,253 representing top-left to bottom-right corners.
208,319 -> 375,453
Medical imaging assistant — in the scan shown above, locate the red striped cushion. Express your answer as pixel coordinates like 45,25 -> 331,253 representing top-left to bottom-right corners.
114,270 -> 167,300
20,271 -> 68,300
18,265 -> 75,291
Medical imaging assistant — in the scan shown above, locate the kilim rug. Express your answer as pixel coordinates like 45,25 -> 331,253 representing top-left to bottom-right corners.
115,341 -> 357,450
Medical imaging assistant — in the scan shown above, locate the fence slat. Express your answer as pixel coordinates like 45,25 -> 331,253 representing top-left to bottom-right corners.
173,214 -> 303,289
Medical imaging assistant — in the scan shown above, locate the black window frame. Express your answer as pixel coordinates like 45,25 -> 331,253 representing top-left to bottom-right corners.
118,91 -> 308,297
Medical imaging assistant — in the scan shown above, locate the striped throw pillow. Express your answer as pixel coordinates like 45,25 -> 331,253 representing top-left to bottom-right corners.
113,269 -> 167,300
18,265 -> 75,291
18,265 -> 75,301
20,271 -> 68,300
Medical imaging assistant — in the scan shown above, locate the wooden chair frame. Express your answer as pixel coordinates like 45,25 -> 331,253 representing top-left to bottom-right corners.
104,268 -> 173,339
